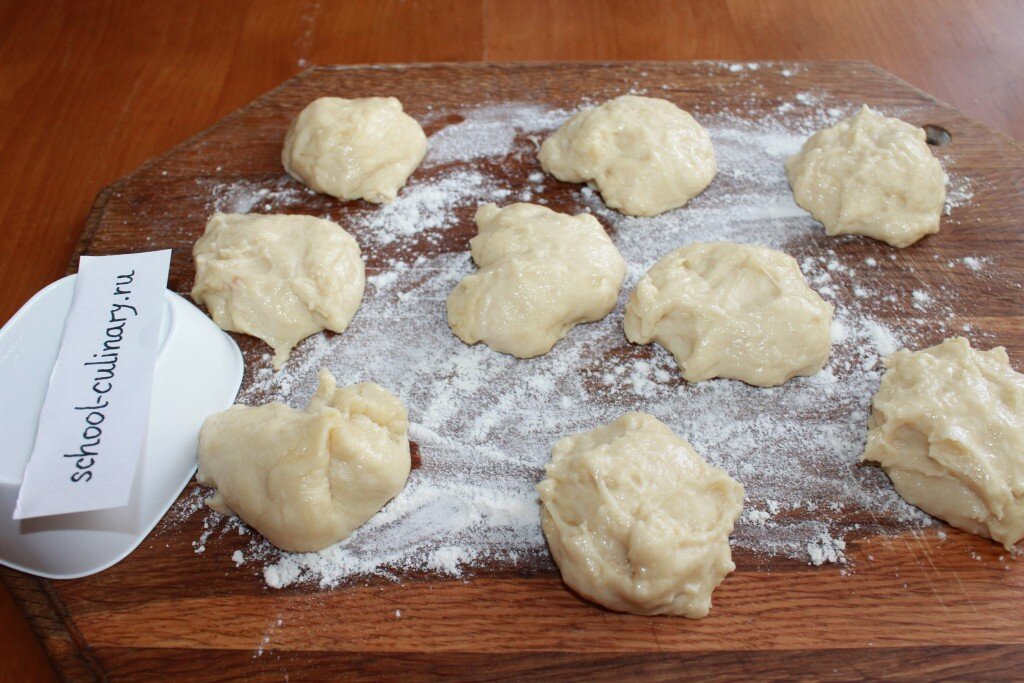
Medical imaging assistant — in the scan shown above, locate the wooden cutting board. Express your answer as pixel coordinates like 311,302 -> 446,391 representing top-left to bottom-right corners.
4,62 -> 1024,680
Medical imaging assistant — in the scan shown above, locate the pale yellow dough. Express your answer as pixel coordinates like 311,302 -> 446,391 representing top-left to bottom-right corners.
537,412 -> 744,617
192,212 -> 365,370
446,203 -> 626,358
624,242 -> 833,387
539,95 -> 716,217
785,106 -> 946,248
862,337 -> 1024,549
282,96 -> 426,204
197,369 -> 411,553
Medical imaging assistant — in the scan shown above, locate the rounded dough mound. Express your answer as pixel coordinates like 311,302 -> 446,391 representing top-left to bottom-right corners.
537,412 -> 744,617
862,337 -> 1024,549
192,213 -> 365,370
197,369 -> 411,553
624,242 -> 833,387
785,105 -> 946,248
282,96 -> 426,204
538,95 -> 716,217
446,202 -> 626,358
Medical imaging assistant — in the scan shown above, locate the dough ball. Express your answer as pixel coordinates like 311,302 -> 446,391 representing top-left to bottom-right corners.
446,202 -> 626,358
539,95 -> 716,217
862,337 -> 1024,549
785,106 -> 946,248
282,96 -> 426,204
197,369 -> 411,553
624,242 -> 833,387
537,412 -> 744,617
192,212 -> 365,370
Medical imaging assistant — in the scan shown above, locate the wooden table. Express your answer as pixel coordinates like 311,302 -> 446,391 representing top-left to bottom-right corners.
1,2 -> 1022,680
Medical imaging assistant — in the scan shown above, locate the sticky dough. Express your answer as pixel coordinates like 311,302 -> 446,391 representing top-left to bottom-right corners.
537,412 -> 744,617
539,95 -> 716,216
446,202 -> 626,358
191,212 -> 365,370
197,369 -> 411,553
863,337 -> 1024,549
624,241 -> 833,387
282,96 -> 426,204
785,105 -> 946,248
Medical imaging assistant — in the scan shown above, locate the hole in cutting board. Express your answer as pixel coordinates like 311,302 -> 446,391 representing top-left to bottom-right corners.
923,124 -> 952,146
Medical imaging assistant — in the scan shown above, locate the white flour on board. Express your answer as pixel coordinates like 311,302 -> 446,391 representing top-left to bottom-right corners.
170,74 -> 994,589
357,168 -> 512,247
422,103 -> 570,167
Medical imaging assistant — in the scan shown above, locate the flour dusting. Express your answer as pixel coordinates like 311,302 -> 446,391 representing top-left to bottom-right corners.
357,169 -> 512,247
199,176 -> 311,214
171,86 -> 985,587
423,103 -> 570,167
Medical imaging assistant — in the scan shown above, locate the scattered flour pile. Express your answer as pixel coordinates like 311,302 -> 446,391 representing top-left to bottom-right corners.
176,72 -> 991,588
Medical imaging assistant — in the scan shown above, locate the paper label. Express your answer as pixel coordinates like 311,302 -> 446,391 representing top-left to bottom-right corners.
13,250 -> 172,519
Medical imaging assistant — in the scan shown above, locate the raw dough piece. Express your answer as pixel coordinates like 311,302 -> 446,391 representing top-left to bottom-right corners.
622,242 -> 831,387
862,337 -> 1024,549
192,212 -> 365,370
538,95 -> 716,217
785,105 -> 946,248
446,203 -> 626,358
537,412 -> 744,617
197,369 -> 411,553
282,96 -> 426,204
624,242 -> 833,387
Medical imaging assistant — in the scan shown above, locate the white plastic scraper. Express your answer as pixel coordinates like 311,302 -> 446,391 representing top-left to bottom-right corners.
0,275 -> 243,579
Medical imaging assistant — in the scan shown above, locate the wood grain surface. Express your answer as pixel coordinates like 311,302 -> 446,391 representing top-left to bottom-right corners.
2,61 -> 1023,680
1,2 -> 1023,680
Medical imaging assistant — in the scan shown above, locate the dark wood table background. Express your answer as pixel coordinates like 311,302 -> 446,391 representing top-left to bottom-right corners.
1,2 -> 1022,680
